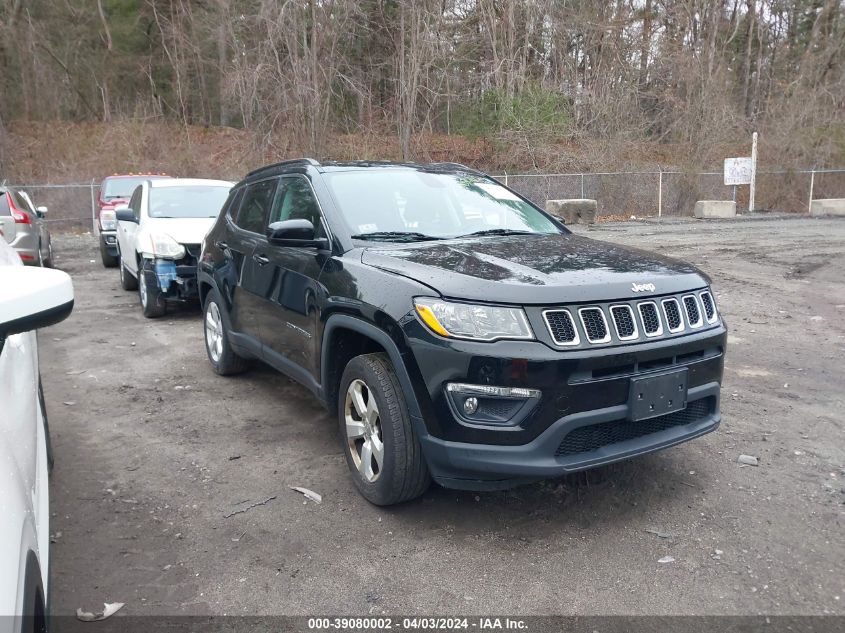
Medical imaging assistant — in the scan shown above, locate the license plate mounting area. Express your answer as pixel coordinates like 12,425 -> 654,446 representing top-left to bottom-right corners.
628,368 -> 689,422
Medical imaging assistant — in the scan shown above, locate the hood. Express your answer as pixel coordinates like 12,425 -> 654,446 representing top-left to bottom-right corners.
360,233 -> 708,304
144,217 -> 216,245
100,197 -> 128,210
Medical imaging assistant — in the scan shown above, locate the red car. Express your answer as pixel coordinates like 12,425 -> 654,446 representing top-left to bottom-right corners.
97,173 -> 171,267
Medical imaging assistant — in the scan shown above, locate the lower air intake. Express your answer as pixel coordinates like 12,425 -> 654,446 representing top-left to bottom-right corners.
555,398 -> 712,457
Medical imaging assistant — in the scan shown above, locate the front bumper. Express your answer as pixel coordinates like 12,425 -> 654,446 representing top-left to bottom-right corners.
149,258 -> 199,301
420,382 -> 720,489
99,231 -> 118,256
402,319 -> 726,489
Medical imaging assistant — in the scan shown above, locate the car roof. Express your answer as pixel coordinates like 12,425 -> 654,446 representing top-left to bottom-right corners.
243,158 -> 482,184
104,174 -> 171,180
148,178 -> 234,188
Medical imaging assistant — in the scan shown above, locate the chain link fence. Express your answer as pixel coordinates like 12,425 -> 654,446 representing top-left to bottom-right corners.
0,181 -> 100,232
4,169 -> 844,232
496,168 -> 845,218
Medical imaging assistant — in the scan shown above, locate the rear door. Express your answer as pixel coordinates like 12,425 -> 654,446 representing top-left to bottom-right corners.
226,177 -> 278,343
254,175 -> 328,379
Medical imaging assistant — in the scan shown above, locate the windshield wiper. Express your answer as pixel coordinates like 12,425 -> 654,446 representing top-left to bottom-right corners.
456,228 -> 535,238
351,231 -> 443,242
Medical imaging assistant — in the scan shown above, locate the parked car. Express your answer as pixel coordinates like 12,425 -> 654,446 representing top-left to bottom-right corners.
0,187 -> 53,267
0,238 -> 74,626
115,178 -> 233,317
97,173 -> 172,267
198,159 -> 726,505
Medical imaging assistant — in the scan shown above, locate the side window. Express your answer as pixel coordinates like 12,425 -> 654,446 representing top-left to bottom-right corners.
129,187 -> 141,220
268,176 -> 324,237
12,191 -> 32,213
236,179 -> 277,234
223,187 -> 245,222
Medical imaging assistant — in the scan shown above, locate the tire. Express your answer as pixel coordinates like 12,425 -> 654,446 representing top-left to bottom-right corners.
338,353 -> 430,505
203,288 -> 249,375
42,238 -> 54,268
38,378 -> 54,475
119,257 -> 138,290
100,237 -> 118,268
139,261 -> 167,318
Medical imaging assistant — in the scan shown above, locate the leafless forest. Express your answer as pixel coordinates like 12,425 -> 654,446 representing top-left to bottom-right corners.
0,0 -> 843,180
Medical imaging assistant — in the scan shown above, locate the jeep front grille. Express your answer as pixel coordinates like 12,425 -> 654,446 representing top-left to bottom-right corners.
683,295 -> 703,327
610,305 -> 637,340
637,302 -> 662,337
543,309 -> 579,346
700,291 -> 716,323
579,307 -> 610,343
662,298 -> 684,332
542,291 -> 719,348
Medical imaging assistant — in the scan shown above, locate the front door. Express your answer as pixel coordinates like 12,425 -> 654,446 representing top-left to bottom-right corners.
254,175 -> 328,379
117,186 -> 142,273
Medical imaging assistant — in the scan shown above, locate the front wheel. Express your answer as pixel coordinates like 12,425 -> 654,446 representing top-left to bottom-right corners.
338,353 -> 430,505
100,236 -> 118,268
42,238 -> 54,268
139,262 -> 167,318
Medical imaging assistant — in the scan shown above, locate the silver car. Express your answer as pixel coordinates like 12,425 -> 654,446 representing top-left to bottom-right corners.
0,187 -> 53,267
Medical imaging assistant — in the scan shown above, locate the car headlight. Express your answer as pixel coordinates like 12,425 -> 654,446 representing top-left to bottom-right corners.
414,297 -> 534,341
149,232 -> 186,259
100,210 -> 116,231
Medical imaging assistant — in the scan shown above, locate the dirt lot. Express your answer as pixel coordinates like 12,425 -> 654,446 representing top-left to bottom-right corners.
40,216 -> 844,616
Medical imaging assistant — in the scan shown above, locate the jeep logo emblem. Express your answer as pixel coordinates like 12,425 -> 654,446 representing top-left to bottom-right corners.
631,282 -> 656,293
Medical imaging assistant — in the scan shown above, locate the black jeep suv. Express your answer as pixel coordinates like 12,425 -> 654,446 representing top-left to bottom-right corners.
198,159 -> 726,505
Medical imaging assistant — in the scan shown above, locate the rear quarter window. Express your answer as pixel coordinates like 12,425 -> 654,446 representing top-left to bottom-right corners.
0,192 -> 10,215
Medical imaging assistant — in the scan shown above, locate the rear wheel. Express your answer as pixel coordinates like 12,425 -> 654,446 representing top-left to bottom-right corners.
203,289 -> 250,375
139,262 -> 167,318
338,353 -> 430,505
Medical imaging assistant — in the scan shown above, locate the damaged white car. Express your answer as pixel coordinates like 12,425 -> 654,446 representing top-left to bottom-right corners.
115,178 -> 233,317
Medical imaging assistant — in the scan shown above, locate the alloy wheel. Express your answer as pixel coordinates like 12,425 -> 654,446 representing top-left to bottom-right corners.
344,379 -> 384,482
205,302 -> 224,363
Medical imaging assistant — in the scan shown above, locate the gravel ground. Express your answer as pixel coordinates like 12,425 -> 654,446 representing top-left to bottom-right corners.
40,216 -> 844,616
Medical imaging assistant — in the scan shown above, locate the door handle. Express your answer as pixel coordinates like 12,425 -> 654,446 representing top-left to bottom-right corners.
215,240 -> 229,250
252,253 -> 270,266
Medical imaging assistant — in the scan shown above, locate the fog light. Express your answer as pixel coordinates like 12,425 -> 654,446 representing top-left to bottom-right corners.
445,382 -> 541,427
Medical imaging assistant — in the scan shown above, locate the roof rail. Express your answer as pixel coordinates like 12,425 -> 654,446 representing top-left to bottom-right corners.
246,158 -> 320,178
430,162 -> 471,170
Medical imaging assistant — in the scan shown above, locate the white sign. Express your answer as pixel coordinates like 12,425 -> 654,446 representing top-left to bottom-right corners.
724,157 -> 753,185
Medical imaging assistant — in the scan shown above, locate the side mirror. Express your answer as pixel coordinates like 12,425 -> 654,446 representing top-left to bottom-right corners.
35,206 -> 48,218
115,207 -> 136,223
0,266 -> 74,339
266,219 -> 328,249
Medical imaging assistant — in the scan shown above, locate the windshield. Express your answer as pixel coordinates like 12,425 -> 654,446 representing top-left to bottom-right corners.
103,176 -> 167,199
323,170 -> 562,241
148,185 -> 231,219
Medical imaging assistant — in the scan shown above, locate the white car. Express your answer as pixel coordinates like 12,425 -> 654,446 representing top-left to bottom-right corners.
0,239 -> 74,628
115,178 -> 233,318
